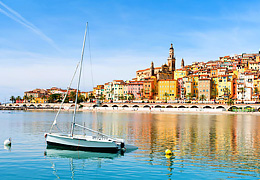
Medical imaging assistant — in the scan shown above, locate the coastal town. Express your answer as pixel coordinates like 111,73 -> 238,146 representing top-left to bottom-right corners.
8,44 -> 260,106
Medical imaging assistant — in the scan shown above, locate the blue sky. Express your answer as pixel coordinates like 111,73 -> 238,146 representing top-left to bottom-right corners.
0,0 -> 260,102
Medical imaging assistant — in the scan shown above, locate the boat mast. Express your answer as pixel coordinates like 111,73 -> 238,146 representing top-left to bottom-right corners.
71,22 -> 88,137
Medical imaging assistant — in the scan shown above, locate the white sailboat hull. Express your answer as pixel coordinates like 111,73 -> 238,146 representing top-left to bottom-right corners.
45,133 -> 124,153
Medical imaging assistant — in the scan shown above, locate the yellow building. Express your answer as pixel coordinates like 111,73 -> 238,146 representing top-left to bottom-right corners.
31,97 -> 46,103
158,79 -> 178,101
191,75 -> 199,98
217,75 -> 234,100
174,69 -> 188,80
112,80 -> 125,101
256,56 -> 260,62
249,62 -> 259,71
253,79 -> 260,93
211,77 -> 218,99
183,76 -> 193,99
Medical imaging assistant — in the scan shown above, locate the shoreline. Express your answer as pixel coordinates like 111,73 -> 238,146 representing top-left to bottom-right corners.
9,107 -> 260,115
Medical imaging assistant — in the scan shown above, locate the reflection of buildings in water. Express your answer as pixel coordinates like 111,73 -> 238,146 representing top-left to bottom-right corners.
150,114 -> 179,151
128,113 -> 180,155
74,112 -> 260,171
237,115 -> 254,151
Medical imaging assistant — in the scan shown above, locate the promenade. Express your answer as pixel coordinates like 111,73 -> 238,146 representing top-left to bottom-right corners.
1,102 -> 260,112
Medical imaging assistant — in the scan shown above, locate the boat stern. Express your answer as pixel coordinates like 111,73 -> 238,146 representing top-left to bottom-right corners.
115,138 -> 125,150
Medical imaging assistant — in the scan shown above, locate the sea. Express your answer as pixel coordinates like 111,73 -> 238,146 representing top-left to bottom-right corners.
0,110 -> 260,179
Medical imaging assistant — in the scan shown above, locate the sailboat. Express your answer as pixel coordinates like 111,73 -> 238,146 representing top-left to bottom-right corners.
44,23 -> 125,153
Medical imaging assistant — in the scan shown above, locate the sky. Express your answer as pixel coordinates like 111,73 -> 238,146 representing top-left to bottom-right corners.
0,0 -> 260,102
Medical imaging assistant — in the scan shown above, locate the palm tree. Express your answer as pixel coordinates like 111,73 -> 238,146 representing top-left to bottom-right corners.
239,87 -> 245,104
164,92 -> 169,103
128,93 -> 135,101
109,88 -> 114,101
78,95 -> 86,103
211,88 -> 218,99
16,96 -> 21,102
223,87 -> 231,104
254,88 -> 259,102
151,88 -> 156,100
227,98 -> 234,106
186,93 -> 192,100
99,95 -> 105,103
254,88 -> 258,94
118,95 -> 124,102
29,95 -> 33,103
199,94 -> 206,103
176,94 -> 180,100
42,95 -> 47,103
10,96 -> 15,103
140,88 -> 144,100
69,91 -> 76,102
23,95 -> 28,103
89,93 -> 95,103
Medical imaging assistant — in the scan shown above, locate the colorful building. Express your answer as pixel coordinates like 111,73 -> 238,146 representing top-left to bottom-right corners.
158,79 -> 178,101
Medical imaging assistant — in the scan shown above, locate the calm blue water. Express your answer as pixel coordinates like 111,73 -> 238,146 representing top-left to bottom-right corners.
1,110 -> 260,179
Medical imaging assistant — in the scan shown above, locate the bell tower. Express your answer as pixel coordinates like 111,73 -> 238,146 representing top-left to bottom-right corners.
167,43 -> 176,72
150,61 -> 154,76
181,58 -> 184,68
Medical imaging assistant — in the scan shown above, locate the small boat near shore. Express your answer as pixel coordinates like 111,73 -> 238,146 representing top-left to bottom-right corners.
44,23 -> 125,153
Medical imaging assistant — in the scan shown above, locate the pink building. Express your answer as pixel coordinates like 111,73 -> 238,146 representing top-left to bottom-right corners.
177,78 -> 183,99
127,81 -> 144,100
15,99 -> 24,103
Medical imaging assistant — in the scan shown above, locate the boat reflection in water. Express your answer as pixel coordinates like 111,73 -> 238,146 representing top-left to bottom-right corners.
44,144 -> 138,179
44,146 -> 123,160
45,144 -> 137,159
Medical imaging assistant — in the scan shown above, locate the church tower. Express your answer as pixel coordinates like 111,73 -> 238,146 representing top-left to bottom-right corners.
167,43 -> 176,72
150,61 -> 154,76
181,58 -> 184,69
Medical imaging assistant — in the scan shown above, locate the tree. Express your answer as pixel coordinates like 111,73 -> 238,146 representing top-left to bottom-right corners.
164,92 -> 169,103
99,95 -> 105,103
254,88 -> 258,94
10,96 -> 15,103
42,95 -> 47,103
199,94 -> 206,103
227,98 -> 234,106
211,88 -> 218,98
16,96 -> 21,102
176,94 -> 180,100
23,95 -> 28,103
118,95 -> 124,102
128,93 -> 135,101
186,93 -> 192,100
254,88 -> 259,102
223,87 -> 231,104
89,93 -> 95,103
239,87 -> 245,103
78,95 -> 86,103
29,95 -> 34,103
69,91 -> 76,102
109,88 -> 114,100
151,88 -> 156,100
47,94 -> 60,103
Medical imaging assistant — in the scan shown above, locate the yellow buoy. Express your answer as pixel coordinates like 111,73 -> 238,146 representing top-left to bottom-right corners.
165,154 -> 172,159
165,149 -> 172,155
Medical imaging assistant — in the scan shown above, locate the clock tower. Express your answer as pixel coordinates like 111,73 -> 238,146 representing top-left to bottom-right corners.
167,43 -> 176,72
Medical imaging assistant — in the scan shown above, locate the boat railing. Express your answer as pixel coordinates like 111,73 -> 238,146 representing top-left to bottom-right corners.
74,123 -> 113,140
92,136 -> 111,141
